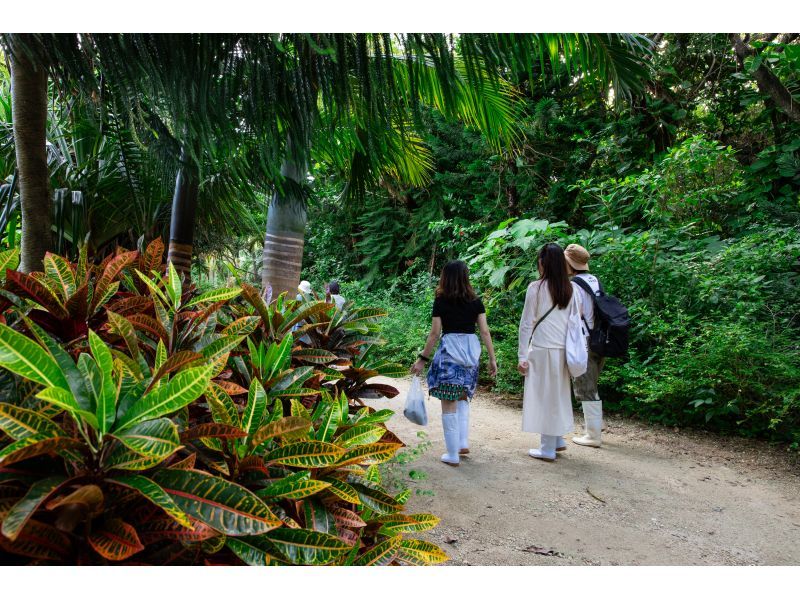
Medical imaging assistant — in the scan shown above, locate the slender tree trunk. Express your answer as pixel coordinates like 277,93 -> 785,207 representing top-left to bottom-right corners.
262,138 -> 308,297
167,149 -> 199,280
9,38 -> 51,272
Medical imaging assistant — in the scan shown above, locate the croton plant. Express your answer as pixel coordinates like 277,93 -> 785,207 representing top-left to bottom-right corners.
0,241 -> 445,565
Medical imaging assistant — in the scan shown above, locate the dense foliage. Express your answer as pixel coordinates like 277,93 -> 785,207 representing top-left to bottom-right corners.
302,34 -> 800,447
0,240 -> 446,565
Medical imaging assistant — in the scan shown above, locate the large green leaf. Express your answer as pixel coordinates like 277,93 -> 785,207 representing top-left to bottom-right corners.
241,379 -> 267,436
115,364 -> 213,431
353,535 -> 402,565
351,482 -> 402,514
227,536 -> 282,566
185,287 -> 242,308
205,382 -> 239,427
35,387 -> 100,429
43,253 -> 76,300
256,472 -> 331,501
376,513 -> 440,536
249,416 -> 312,448
395,539 -> 449,565
201,335 -> 245,362
107,475 -> 192,528
111,418 -> 181,459
151,469 -> 281,536
321,478 -> 361,504
334,424 -> 387,448
0,324 -> 69,390
263,441 -> 345,468
336,442 -> 402,467
0,248 -> 20,277
89,331 -> 116,435
264,528 -> 351,565
0,403 -> 63,440
1,476 -> 67,541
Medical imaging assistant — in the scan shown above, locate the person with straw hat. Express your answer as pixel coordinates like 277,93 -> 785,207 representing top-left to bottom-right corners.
564,243 -> 605,448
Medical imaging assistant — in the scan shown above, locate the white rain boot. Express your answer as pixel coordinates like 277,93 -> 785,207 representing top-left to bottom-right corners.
572,401 -> 603,447
457,400 -> 470,455
555,436 -> 567,452
440,413 -> 460,466
529,434 -> 557,462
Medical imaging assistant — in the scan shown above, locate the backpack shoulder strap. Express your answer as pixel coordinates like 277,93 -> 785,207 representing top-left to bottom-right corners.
531,303 -> 557,339
572,275 -> 597,298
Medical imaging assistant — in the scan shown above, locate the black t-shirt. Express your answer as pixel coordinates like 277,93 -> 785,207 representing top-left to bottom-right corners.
432,296 -> 486,334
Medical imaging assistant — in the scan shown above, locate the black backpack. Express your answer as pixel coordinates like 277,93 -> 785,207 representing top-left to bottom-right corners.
572,276 -> 630,358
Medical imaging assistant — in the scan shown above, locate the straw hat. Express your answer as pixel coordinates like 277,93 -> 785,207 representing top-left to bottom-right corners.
564,244 -> 590,271
298,280 -> 312,294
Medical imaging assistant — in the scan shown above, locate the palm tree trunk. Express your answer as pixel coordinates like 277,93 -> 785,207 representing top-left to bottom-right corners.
9,38 -> 51,272
167,150 -> 199,280
262,140 -> 308,297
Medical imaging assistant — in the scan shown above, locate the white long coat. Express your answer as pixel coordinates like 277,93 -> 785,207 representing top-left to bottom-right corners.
518,280 -> 577,435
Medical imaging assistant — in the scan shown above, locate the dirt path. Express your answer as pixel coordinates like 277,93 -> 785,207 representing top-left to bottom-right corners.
370,377 -> 800,565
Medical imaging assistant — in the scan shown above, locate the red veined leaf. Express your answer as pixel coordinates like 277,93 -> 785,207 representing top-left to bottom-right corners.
249,416 -> 312,448
292,348 -> 338,364
149,350 -> 204,389
1,476 -> 68,541
140,238 -> 165,277
168,453 -> 197,470
106,311 -> 141,360
138,517 -> 217,544
151,469 -> 282,536
107,475 -> 192,529
213,380 -> 248,396
180,423 -> 247,442
63,282 -> 89,320
378,429 -> 406,447
91,251 -> 137,314
239,283 -> 271,326
87,518 -> 144,561
237,456 -> 268,475
5,270 -> 69,318
127,314 -> 168,342
0,436 -> 84,467
106,295 -> 152,316
338,528 -> 360,546
359,383 -> 400,398
329,506 -> 367,529
0,517 -> 72,561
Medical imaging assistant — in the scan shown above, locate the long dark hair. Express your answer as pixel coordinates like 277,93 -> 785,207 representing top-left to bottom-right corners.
436,260 -> 478,301
538,243 -> 572,309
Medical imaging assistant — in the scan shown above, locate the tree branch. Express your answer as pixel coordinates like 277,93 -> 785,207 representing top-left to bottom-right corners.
730,33 -> 800,124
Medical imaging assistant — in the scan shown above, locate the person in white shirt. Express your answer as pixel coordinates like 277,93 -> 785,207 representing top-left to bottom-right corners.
327,280 -> 346,310
564,243 -> 605,448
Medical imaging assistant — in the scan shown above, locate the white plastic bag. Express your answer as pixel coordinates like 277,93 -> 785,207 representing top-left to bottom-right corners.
565,295 -> 589,378
403,376 -> 428,425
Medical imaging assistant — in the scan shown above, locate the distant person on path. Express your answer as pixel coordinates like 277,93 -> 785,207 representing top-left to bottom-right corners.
411,260 -> 498,467
565,243 -> 605,448
327,280 -> 346,310
518,243 -> 579,462
297,280 -> 313,301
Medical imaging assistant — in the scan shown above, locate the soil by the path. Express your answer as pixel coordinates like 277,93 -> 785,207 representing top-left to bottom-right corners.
370,377 -> 800,566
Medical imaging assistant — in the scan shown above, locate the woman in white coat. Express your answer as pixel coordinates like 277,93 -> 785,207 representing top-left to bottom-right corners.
517,243 -> 577,462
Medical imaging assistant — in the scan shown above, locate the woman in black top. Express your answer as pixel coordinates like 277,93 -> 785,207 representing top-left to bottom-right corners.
411,260 -> 497,466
